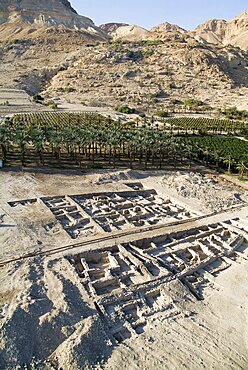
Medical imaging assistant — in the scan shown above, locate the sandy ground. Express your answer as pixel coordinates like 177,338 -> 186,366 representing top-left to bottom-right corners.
0,168 -> 248,369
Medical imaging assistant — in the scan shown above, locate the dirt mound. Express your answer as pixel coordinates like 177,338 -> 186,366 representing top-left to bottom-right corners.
163,172 -> 242,212
0,256 -> 112,369
95,170 -> 142,185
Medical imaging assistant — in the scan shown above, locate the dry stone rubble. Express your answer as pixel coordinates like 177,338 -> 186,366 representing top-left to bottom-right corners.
163,172 -> 243,212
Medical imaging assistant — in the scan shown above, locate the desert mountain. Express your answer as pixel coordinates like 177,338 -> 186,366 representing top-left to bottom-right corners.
100,22 -> 188,42
0,0 -> 107,40
192,9 -> 248,50
0,4 -> 247,111
151,22 -> 187,34
99,23 -> 130,34
105,24 -> 151,41
42,39 -> 247,111
150,22 -> 192,43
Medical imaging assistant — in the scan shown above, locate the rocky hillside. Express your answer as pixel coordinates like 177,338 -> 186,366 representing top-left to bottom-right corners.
192,10 -> 248,50
100,22 -> 189,43
100,22 -> 190,43
43,40 -> 248,111
0,4 -> 247,111
0,26 -> 247,109
0,0 -> 107,41
103,10 -> 248,50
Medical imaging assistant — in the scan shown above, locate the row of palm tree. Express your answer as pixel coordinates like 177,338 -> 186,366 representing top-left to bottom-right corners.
0,116 -> 247,176
184,142 -> 248,177
0,118 -> 191,169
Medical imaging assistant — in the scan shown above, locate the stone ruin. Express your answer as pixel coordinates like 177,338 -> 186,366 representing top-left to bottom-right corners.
6,182 -> 248,345
71,189 -> 196,233
8,188 -> 197,239
67,218 -> 248,343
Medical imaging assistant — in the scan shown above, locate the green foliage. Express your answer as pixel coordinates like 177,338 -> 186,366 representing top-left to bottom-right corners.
44,100 -> 58,109
57,65 -> 67,72
184,99 -> 204,108
2,112 -> 247,173
142,49 -> 155,57
10,39 -> 19,45
221,107 -> 248,121
49,102 -> 58,110
125,121 -> 136,127
156,111 -> 169,118
161,117 -> 248,135
140,40 -> 164,46
179,136 -> 248,169
63,87 -> 75,93
33,94 -> 44,103
115,105 -> 136,114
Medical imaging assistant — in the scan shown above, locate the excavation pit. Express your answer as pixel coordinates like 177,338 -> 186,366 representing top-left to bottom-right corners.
68,218 -> 248,338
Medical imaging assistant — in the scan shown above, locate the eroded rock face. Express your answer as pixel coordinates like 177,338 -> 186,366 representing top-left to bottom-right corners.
0,0 -> 101,34
192,9 -> 248,50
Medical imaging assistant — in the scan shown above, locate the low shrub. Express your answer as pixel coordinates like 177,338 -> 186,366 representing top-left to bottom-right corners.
115,105 -> 136,114
33,94 -> 44,103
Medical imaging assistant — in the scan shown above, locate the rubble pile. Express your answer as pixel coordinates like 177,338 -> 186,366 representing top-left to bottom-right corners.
163,172 -> 242,212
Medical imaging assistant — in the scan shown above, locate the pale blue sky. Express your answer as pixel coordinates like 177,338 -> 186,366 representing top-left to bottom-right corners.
70,0 -> 247,30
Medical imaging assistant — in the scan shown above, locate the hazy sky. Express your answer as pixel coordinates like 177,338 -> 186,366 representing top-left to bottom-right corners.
70,0 -> 247,30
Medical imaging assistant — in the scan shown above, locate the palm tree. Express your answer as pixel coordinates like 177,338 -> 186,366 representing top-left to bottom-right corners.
29,125 -> 46,165
14,122 -> 29,166
202,147 -> 210,165
0,120 -> 11,161
140,126 -> 150,169
181,143 -> 196,168
168,138 -> 181,166
48,129 -> 63,161
223,155 -> 235,175
236,161 -> 246,178
125,128 -> 138,169
108,124 -> 124,168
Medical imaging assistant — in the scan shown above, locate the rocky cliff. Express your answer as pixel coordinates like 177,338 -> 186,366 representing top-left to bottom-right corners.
0,0 -> 106,38
192,9 -> 248,50
103,10 -> 248,50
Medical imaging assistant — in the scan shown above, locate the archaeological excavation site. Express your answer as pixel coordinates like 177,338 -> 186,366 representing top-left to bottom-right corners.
0,169 -> 248,369
0,0 -> 247,368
